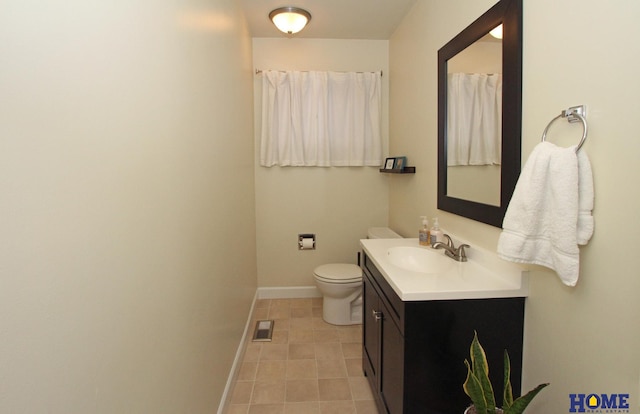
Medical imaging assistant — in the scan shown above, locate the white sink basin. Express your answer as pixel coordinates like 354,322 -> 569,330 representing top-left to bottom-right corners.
360,238 -> 529,301
387,246 -> 453,274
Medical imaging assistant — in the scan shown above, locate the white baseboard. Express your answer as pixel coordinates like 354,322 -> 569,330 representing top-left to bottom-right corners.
216,290 -> 259,414
257,286 -> 321,299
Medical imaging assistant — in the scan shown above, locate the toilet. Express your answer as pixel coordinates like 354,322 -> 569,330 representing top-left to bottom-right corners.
313,227 -> 402,325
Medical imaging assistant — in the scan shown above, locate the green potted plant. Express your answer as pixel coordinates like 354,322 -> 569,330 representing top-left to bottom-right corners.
463,332 -> 549,414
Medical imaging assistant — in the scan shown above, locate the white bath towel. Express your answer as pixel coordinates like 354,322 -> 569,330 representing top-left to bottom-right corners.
576,148 -> 594,245
497,142 -> 594,286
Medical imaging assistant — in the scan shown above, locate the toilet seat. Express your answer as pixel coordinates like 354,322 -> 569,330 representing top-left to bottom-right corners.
313,264 -> 361,284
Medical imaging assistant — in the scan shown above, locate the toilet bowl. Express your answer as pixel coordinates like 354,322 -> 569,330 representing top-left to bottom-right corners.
313,227 -> 402,325
314,264 -> 363,325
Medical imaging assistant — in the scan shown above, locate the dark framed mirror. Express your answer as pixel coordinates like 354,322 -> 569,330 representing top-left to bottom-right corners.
437,0 -> 522,227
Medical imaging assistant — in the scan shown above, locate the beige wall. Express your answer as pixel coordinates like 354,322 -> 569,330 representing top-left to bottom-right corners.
391,0 -> 640,411
253,38 -> 390,288
0,1 -> 256,412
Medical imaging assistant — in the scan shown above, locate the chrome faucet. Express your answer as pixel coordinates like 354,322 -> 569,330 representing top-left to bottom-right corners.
431,234 -> 469,262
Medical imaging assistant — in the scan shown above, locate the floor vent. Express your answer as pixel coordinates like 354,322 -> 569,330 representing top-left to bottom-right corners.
252,320 -> 274,342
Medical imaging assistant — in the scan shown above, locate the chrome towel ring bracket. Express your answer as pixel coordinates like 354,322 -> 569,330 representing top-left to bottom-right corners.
541,105 -> 588,152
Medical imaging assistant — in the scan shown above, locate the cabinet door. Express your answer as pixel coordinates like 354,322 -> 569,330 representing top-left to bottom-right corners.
363,275 -> 380,382
380,300 -> 404,414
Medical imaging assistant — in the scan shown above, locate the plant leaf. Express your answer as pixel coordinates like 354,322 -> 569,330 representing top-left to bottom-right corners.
503,383 -> 549,414
463,360 -> 488,414
503,350 -> 513,408
470,332 -> 496,411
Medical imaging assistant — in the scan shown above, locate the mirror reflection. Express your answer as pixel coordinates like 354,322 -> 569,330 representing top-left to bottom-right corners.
447,29 -> 502,206
437,0 -> 522,228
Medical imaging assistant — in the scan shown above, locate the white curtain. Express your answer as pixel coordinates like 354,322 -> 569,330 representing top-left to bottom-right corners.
447,73 -> 502,166
260,70 -> 382,167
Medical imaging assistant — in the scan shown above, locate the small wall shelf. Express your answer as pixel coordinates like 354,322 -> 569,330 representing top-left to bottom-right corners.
379,167 -> 416,174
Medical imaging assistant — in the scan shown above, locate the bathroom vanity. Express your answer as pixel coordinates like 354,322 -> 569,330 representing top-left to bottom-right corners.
360,238 -> 528,414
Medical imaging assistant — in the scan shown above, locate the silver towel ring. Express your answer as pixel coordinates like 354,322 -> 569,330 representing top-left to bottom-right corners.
541,105 -> 588,153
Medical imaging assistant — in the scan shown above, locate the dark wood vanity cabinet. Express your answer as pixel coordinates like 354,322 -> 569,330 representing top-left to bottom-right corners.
362,253 -> 525,414
364,270 -> 404,414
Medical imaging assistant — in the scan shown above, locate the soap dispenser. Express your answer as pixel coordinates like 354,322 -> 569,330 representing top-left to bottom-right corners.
430,217 -> 443,245
419,216 -> 430,246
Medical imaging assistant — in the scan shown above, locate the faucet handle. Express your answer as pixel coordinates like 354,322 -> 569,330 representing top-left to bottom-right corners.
457,244 -> 469,261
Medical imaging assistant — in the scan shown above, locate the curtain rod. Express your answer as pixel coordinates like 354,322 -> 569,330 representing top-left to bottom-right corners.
255,69 -> 383,77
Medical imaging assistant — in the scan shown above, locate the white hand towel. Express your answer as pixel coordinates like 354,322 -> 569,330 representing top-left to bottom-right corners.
576,148 -> 594,245
497,142 -> 593,286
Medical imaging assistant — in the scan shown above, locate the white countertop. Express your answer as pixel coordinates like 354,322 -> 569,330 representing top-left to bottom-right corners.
360,238 -> 529,301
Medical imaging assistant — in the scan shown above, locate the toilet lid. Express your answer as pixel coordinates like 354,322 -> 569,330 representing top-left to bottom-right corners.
314,264 -> 362,283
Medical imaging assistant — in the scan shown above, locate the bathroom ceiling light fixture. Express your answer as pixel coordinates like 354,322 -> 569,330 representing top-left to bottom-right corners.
489,24 -> 503,39
269,7 -> 311,35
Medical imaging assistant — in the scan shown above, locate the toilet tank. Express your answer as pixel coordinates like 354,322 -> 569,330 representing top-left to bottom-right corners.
367,227 -> 402,239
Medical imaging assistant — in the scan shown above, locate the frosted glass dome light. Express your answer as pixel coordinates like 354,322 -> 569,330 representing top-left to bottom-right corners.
269,7 -> 311,35
489,24 -> 503,39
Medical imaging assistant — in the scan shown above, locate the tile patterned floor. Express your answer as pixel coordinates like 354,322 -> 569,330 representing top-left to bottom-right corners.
226,298 -> 379,414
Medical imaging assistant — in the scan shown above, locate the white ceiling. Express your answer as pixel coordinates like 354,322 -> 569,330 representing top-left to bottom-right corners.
239,0 -> 418,39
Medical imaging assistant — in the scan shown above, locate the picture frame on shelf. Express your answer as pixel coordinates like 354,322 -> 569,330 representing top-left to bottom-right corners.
384,157 -> 396,170
394,156 -> 407,170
